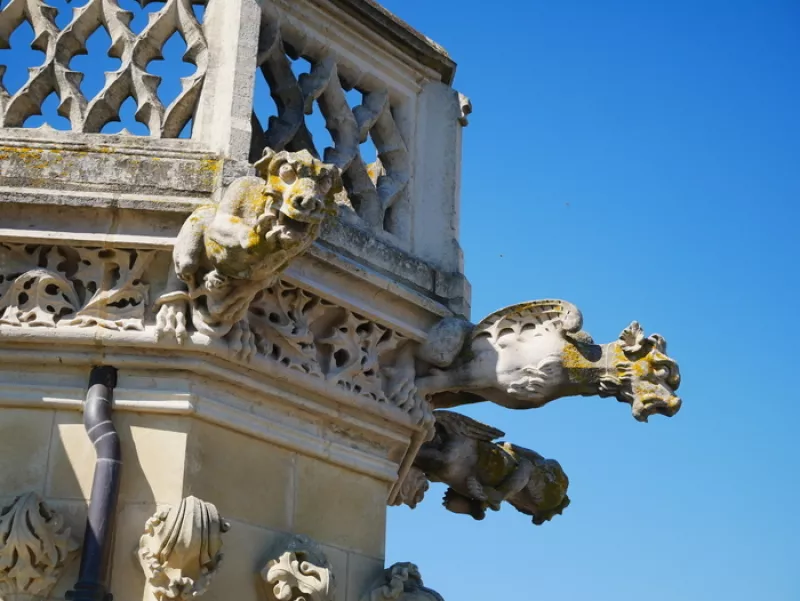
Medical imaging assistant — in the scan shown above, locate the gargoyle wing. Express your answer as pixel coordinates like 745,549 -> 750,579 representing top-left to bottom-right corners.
473,299 -> 584,344
434,410 -> 504,442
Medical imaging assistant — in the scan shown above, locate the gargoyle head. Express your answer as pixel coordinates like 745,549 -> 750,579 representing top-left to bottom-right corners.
601,322 -> 682,422
254,148 -> 341,251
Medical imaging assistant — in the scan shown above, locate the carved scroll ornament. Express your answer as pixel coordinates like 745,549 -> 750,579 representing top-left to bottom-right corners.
260,535 -> 334,601
136,496 -> 229,601
0,492 -> 79,600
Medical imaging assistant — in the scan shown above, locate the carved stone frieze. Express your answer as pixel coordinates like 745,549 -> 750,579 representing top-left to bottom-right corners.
260,535 -> 334,601
0,243 -> 154,330
409,411 -> 571,524
136,496 -> 229,601
416,299 -> 682,423
361,563 -> 443,601
0,492 -> 80,600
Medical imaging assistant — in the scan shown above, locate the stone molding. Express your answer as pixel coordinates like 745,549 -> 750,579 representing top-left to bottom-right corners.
0,492 -> 80,600
260,535 -> 334,601
137,496 -> 230,601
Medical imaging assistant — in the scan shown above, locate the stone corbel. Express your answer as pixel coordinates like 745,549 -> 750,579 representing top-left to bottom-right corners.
361,563 -> 443,601
260,535 -> 335,601
0,492 -> 80,601
136,496 -> 230,601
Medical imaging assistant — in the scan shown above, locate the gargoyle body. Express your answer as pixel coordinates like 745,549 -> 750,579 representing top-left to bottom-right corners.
156,149 -> 341,355
413,410 -> 570,524
416,300 -> 682,422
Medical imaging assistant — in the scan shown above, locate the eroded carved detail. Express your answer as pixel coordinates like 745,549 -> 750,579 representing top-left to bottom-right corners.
0,244 -> 154,330
0,492 -> 80,600
416,299 -> 682,423
0,0 -> 207,137
137,496 -> 229,601
260,535 -> 334,601
410,411 -> 570,524
362,563 -> 443,601
389,466 -> 428,510
155,148 -> 341,359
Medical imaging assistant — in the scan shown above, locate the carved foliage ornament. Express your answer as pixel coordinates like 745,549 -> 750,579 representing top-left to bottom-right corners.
0,243 -> 154,331
136,496 -> 229,601
0,492 -> 79,599
260,535 -> 334,601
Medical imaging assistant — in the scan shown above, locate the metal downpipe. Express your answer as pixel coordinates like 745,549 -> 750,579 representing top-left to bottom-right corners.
66,365 -> 121,601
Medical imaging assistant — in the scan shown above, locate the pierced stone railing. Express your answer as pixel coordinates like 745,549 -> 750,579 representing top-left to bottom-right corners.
0,0 -> 468,274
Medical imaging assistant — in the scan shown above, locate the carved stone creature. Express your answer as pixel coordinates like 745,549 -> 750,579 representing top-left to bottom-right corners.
156,148 -> 341,358
412,411 -> 570,524
362,563 -> 443,601
416,300 -> 682,423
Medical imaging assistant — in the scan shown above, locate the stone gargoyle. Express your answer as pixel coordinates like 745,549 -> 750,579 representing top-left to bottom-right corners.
416,300 -> 682,422
155,148 -> 341,357
410,410 -> 570,524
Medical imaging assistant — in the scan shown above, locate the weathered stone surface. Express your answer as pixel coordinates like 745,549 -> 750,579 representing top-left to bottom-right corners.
0,492 -> 80,600
361,563 -> 443,601
417,300 -> 682,423
411,411 -> 570,524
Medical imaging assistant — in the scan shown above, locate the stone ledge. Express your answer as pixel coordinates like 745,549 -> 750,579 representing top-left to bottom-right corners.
0,342 -> 424,488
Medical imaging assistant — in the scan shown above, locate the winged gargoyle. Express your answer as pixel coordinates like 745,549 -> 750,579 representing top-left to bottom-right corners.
416,300 -> 682,422
410,410 -> 570,524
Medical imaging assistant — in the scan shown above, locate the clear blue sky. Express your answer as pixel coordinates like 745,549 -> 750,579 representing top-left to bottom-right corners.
379,2 -> 799,600
2,1 -> 798,599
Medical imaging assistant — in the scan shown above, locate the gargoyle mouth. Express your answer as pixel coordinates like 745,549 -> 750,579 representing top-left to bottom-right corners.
278,211 -> 311,234
633,395 -> 682,422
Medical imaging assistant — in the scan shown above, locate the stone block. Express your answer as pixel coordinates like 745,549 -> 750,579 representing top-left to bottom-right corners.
0,409 -> 55,497
347,553 -> 385,601
184,420 -> 295,530
46,411 -> 190,504
294,456 -> 388,558
203,519 -> 282,601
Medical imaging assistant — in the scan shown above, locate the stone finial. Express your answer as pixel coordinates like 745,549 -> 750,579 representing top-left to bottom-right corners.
136,496 -> 230,601
260,535 -> 335,601
0,492 -> 79,600
361,563 -> 443,601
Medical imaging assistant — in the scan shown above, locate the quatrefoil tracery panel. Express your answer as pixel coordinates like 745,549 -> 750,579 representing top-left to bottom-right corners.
0,0 -> 207,137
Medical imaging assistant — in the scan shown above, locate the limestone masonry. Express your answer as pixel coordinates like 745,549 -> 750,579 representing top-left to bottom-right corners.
0,1 -> 682,600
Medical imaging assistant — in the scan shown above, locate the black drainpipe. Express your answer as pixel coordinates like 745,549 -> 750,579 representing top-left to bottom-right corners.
67,365 -> 121,601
